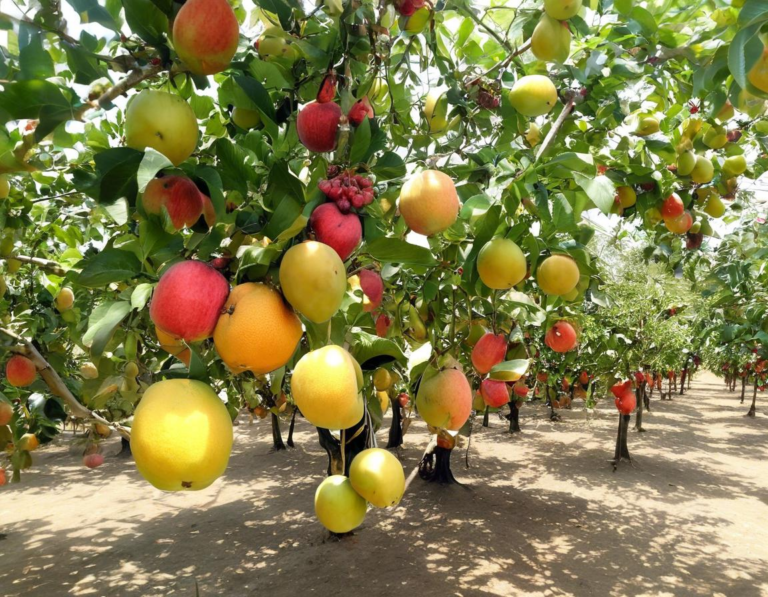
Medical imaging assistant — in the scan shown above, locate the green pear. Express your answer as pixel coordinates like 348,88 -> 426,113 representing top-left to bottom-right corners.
544,0 -> 583,20
231,107 -> 262,129
690,156 -> 714,184
722,155 -> 747,178
634,116 -> 660,136
677,150 -> 696,176
703,125 -> 728,149
704,195 -> 726,218
531,14 -> 571,63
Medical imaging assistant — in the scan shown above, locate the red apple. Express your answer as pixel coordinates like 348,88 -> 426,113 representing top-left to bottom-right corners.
317,74 -> 337,103
172,0 -> 239,76
83,453 -> 105,469
661,193 -> 684,219
471,333 -> 507,375
611,381 -> 636,414
398,392 -> 410,407
512,382 -> 529,398
297,101 -> 342,152
544,321 -> 578,353
348,98 -> 374,126
6,355 -> 37,387
142,175 -> 205,230
480,378 -> 510,408
150,261 -> 230,342
359,269 -> 383,312
309,202 -> 362,261
375,313 -> 391,338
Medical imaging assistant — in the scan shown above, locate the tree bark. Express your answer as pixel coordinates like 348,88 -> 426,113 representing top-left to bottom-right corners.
271,412 -> 286,451
419,444 -> 461,485
746,380 -> 758,418
506,400 -> 521,433
612,414 -> 631,469
634,383 -> 646,432
286,408 -> 297,448
386,398 -> 404,449
482,405 -> 490,427
741,376 -> 747,404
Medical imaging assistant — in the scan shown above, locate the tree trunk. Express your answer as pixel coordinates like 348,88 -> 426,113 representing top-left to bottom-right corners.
506,401 -> 521,433
286,408 -> 297,448
643,382 -> 650,412
634,383 -> 646,432
271,412 -> 286,451
118,437 -> 132,458
317,417 -> 368,477
741,376 -> 747,404
547,386 -> 560,421
746,380 -> 758,418
419,444 -> 461,485
482,405 -> 490,427
386,398 -> 404,449
612,414 -> 631,469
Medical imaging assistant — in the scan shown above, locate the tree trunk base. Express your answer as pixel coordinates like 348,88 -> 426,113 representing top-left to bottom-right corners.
117,437 -> 132,458
386,399 -> 404,449
286,409 -> 297,448
419,446 -> 464,486
612,414 -> 632,471
506,402 -> 521,433
271,412 -> 286,452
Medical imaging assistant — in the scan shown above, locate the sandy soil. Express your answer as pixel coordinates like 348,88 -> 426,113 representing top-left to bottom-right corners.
1,371 -> 767,597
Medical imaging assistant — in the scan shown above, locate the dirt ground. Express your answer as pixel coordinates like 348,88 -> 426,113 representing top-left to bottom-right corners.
1,371 -> 767,597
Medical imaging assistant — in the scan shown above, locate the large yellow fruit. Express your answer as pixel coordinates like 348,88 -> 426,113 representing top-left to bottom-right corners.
18,433 -> 39,451
416,368 -> 472,431
508,75 -> 558,117
314,475 -> 367,533
690,156 -> 714,184
398,170 -> 459,236
131,379 -> 233,491
214,283 -> 302,374
748,47 -> 768,94
616,186 -> 636,208
349,448 -> 405,508
531,13 -> 570,63
536,254 -> 580,296
279,241 -> 346,323
544,0 -> 582,20
704,195 -> 726,218
291,345 -> 364,429
125,90 -> 198,166
476,238 -> 527,290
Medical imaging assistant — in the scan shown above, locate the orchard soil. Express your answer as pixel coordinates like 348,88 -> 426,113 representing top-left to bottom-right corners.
2,371 -> 767,596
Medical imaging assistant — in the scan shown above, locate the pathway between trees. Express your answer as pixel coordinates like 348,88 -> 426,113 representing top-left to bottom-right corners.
1,371 -> 767,596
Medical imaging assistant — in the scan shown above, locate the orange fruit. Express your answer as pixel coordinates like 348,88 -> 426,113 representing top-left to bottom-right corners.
214,283 -> 303,374
155,327 -> 191,366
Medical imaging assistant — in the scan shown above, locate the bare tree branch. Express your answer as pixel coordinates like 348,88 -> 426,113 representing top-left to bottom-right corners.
1,255 -> 68,276
535,95 -> 577,162
0,327 -> 131,441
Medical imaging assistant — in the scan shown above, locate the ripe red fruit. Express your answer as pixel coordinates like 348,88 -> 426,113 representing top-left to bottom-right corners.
317,74 -> 337,104
727,129 -> 742,143
398,392 -> 410,408
142,175 -> 205,230
640,182 -> 656,191
0,401 -> 13,425
209,256 -> 232,271
83,453 -> 105,469
150,261 -> 230,342
480,379 -> 510,408
297,102 -> 342,152
359,269 -> 383,312
512,383 -> 529,398
309,202 -> 362,261
634,371 -> 644,385
611,381 -> 636,414
6,355 -> 37,387
471,333 -> 507,374
348,98 -> 374,126
544,322 -> 578,353
579,371 -> 589,385
661,193 -> 684,219
375,313 -> 391,338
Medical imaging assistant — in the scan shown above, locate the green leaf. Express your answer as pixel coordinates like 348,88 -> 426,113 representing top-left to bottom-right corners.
738,0 -> 768,26
349,118 -> 372,165
234,76 -> 277,121
65,0 -> 121,30
0,81 -> 73,140
489,359 -> 530,381
214,138 -> 256,196
96,148 -> 143,204
365,237 -> 438,266
63,43 -> 108,84
83,301 -> 132,359
19,33 -> 55,80
76,249 -> 143,287
573,171 -> 616,215
348,330 -> 407,369
729,23 -> 764,92
630,7 -> 657,35
122,0 -> 168,45
372,151 -> 406,180
130,283 -> 154,310
136,149 -> 173,192
252,0 -> 296,30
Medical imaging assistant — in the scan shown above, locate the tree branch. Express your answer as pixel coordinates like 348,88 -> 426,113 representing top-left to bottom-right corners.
535,95 -> 577,162
477,41 -> 531,80
0,327 -> 131,441
1,254 -> 68,276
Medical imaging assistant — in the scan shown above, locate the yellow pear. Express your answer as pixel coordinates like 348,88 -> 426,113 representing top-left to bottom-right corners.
508,75 -> 558,117
476,238 -> 527,290
544,0 -> 582,20
131,379 -> 233,491
616,186 -> 636,208
634,116 -> 659,136
537,254 -> 580,296
531,14 -> 571,63
748,47 -> 768,94
125,90 -> 198,166
690,156 -> 714,184
291,345 -> 363,430
314,475 -> 367,533
349,448 -> 405,508
279,241 -> 347,323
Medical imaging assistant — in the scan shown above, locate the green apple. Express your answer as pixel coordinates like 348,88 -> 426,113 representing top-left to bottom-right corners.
690,155 -> 714,184
677,150 -> 696,176
232,107 -> 262,129
722,155 -> 747,178
703,125 -> 727,149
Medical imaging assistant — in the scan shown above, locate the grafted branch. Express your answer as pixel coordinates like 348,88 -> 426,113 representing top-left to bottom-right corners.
0,327 -> 131,441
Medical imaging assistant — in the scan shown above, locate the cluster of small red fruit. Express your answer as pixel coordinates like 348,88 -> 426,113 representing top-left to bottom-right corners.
318,167 -> 376,213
